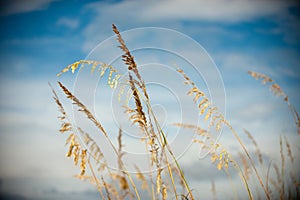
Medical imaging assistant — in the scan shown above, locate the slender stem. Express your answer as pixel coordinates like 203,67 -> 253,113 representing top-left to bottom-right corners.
143,139 -> 156,200
166,163 -> 178,200
234,161 -> 253,200
96,124 -> 142,200
59,82 -> 142,200
266,159 -> 273,195
145,103 -> 178,200
224,169 -> 239,200
227,124 -> 270,200
280,136 -> 285,200
147,102 -> 194,200
87,157 -> 105,199
124,171 -> 141,200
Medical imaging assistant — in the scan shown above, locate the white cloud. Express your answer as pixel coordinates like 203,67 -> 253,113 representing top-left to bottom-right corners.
0,77 -> 72,178
142,0 -> 293,23
80,0 -> 297,53
214,51 -> 298,80
0,0 -> 60,16
57,17 -> 79,29
238,102 -> 275,120
86,0 -> 294,24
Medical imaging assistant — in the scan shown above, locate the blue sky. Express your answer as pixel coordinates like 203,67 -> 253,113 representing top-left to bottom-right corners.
0,0 -> 299,199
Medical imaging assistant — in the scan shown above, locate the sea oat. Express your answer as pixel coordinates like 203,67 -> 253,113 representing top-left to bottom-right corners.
58,82 -> 107,136
177,68 -> 228,133
156,170 -> 162,194
112,24 -> 149,100
239,152 -> 252,180
57,60 -> 120,88
134,165 -> 149,190
178,68 -> 270,199
284,136 -> 294,163
162,183 -> 168,200
280,136 -> 285,200
77,127 -> 107,171
80,149 -> 87,176
248,71 -> 300,135
243,129 -> 263,165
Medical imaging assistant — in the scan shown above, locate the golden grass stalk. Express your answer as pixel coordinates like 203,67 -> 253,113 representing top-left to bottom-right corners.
53,84 -> 122,199
55,81 -> 141,199
248,71 -> 300,135
112,24 -> 149,100
84,157 -> 105,199
227,125 -> 269,199
161,183 -> 167,200
77,128 -> 126,199
177,68 -> 270,199
128,75 -> 147,128
52,85 -> 115,198
273,163 -> 281,185
148,106 -> 190,200
238,152 -> 252,181
134,165 -> 150,191
175,123 -> 253,199
115,129 -> 132,199
243,129 -> 263,165
279,136 -> 285,200
101,176 -> 112,200
57,60 -> 120,88
284,136 -> 294,163
147,106 -> 180,199
289,171 -> 299,197
50,84 -> 90,176
117,128 -> 125,172
77,128 -> 106,171
265,159 -> 273,196
112,24 -> 193,200
80,149 -> 87,176
58,81 -> 107,136
111,26 -> 166,199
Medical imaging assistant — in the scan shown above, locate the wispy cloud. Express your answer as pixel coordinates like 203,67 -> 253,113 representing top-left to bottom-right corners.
56,17 -> 79,29
86,0 -> 294,23
140,0 -> 293,23
238,103 -> 276,120
0,177 -> 98,200
0,0 -> 60,16
81,0 -> 299,54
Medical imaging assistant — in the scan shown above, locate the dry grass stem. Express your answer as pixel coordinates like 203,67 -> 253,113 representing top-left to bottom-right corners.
177,69 -> 270,199
248,71 -> 300,135
239,152 -> 252,181
243,129 -> 263,165
58,81 -> 107,136
284,136 -> 294,163
211,179 -> 217,200
279,136 -> 285,199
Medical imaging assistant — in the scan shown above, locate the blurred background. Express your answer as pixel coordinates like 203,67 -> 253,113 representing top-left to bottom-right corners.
0,0 -> 299,199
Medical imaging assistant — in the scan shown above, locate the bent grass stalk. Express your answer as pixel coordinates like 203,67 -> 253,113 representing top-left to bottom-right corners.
176,67 -> 270,199
112,24 -> 193,200
57,81 -> 141,200
148,103 -> 193,200
175,123 -> 253,200
248,71 -> 300,135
